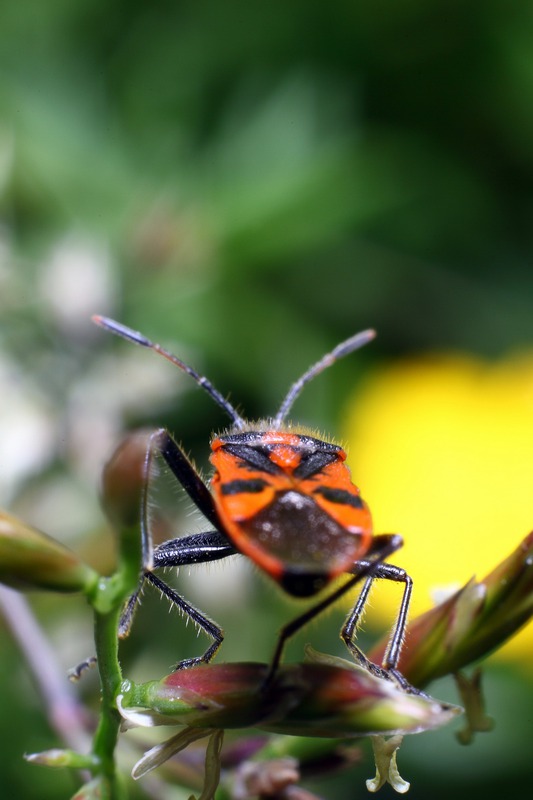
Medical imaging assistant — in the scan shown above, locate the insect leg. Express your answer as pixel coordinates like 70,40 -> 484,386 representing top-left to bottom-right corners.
152,428 -> 220,529
119,531 -> 236,637
119,426 -> 235,665
150,531 -> 237,668
145,572 -> 223,669
340,533 -> 422,692
139,428 -> 221,572
264,534 -> 403,686
152,531 -> 236,568
341,561 -> 413,681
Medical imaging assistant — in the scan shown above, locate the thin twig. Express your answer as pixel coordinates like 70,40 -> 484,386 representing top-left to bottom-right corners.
0,584 -> 91,754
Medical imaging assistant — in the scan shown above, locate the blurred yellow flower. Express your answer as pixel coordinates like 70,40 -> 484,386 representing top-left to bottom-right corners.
343,351 -> 533,664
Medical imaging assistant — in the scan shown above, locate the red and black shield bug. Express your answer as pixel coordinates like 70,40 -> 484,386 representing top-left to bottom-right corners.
93,317 -> 412,686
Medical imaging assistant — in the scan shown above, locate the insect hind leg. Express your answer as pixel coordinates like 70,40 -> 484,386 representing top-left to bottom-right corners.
342,536 -> 421,693
341,564 -> 412,671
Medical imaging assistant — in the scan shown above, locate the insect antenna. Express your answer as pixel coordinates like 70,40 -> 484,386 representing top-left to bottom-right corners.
273,329 -> 376,428
92,316 -> 246,429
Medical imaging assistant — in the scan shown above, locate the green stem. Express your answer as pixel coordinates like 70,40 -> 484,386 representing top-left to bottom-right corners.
91,596 -> 125,799
86,522 -> 142,799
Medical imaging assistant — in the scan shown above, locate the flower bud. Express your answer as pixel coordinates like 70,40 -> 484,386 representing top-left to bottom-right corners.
118,658 -> 458,739
0,510 -> 97,593
101,431 -> 152,530
369,531 -> 533,687
25,749 -> 99,769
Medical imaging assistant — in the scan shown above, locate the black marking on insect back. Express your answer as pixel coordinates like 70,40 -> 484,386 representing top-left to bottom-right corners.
221,479 -> 269,495
292,451 -> 338,479
313,487 -> 365,509
222,443 -> 282,475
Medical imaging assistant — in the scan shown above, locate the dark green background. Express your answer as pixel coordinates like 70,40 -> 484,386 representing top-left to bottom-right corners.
1,2 -> 532,798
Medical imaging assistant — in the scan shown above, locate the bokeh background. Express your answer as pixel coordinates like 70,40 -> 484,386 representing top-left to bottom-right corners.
1,1 -> 533,798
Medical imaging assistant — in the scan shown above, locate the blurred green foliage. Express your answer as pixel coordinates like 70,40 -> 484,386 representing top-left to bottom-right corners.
1,1 -> 533,798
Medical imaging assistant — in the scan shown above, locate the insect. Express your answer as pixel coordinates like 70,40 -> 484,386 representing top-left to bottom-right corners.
93,316 -> 412,687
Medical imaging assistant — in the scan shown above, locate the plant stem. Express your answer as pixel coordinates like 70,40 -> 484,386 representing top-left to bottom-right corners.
87,519 -> 142,799
91,592 -> 126,799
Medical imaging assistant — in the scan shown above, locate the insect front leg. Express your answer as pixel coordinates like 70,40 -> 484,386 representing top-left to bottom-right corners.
120,425 -> 223,629
121,427 -> 238,667
139,427 -> 221,571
